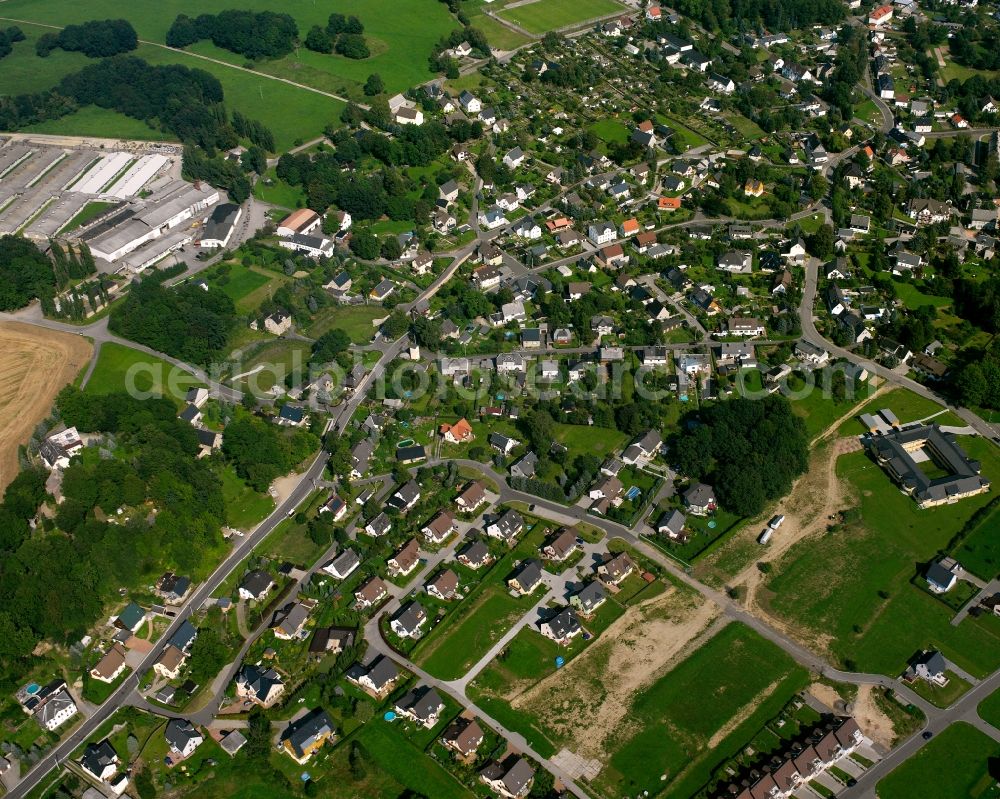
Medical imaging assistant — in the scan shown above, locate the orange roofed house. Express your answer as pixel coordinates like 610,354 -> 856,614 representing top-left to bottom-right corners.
276,208 -> 322,238
440,418 -> 474,444
658,196 -> 682,212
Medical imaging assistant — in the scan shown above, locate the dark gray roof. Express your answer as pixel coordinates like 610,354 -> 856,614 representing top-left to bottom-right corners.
165,719 -> 200,752
281,708 -> 334,759
168,619 -> 197,652
395,684 -> 444,722
364,655 -> 399,689
542,607 -> 580,639
80,740 -> 117,778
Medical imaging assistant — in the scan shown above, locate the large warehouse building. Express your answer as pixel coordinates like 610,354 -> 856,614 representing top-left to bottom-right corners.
0,138 -> 227,273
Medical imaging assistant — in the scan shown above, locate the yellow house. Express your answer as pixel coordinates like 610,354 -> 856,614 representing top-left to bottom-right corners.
744,178 -> 765,197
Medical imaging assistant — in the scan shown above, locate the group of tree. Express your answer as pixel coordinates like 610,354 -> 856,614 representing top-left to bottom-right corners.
166,10 -> 298,60
36,19 -> 137,59
0,235 -> 59,311
109,276 -> 238,365
0,386 -> 227,673
222,409 -> 319,491
304,13 -> 370,59
670,0 -> 841,32
429,26 -> 490,76
274,124 -> 469,220
0,25 -> 24,60
670,396 -> 809,517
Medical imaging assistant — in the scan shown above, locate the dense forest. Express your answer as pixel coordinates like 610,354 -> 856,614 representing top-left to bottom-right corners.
36,19 -> 137,59
0,236 -> 58,310
0,25 -> 24,60
304,13 -> 370,59
0,387 -> 226,672
670,397 -> 809,517
109,278 -> 238,365
166,10 -> 298,60
671,0 -> 843,33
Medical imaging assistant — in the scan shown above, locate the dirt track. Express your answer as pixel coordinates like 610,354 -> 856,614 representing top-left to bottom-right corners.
0,322 -> 92,489
507,587 -> 722,762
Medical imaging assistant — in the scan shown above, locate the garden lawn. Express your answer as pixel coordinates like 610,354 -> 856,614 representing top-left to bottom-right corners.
498,0 -> 623,32
252,168 -> 306,209
978,686 -> 1000,728
306,305 -> 386,342
877,723 -> 1000,799
218,464 -> 275,531
83,342 -> 203,402
352,721 -> 474,799
908,671 -> 972,707
554,423 -> 628,458
837,387 -> 957,436
467,13 -> 531,50
953,504 -> 1000,581
414,585 -> 527,679
763,445 -> 1000,678
589,118 -> 630,145
891,280 -> 953,310
592,622 -> 809,799
207,263 -> 272,305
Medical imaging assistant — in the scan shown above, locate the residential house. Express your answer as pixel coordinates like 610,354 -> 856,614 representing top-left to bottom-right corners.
394,685 -> 445,728
487,509 -> 524,543
571,581 -> 608,615
597,552 -> 635,586
165,719 -> 203,759
390,601 -> 427,639
426,569 -> 460,600
281,709 -> 335,764
388,539 -> 421,577
458,540 -> 493,570
480,755 -> 535,799
541,528 -> 579,561
442,717 -> 485,758
388,481 -> 421,512
364,512 -> 392,538
422,511 -> 457,545
538,607 -> 582,645
507,559 -> 544,595
272,601 -> 311,640
352,655 -> 399,697
354,577 -> 389,609
683,482 -> 717,515
239,570 -> 275,602
236,664 -> 285,707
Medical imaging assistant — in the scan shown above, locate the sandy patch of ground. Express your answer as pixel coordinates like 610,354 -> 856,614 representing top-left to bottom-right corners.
850,684 -> 896,750
808,681 -> 848,714
270,470 -> 306,505
0,322 -> 92,490
507,587 -> 722,762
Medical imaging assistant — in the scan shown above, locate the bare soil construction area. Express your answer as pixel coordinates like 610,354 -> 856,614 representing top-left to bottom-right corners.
0,322 -> 91,489
507,586 -> 721,762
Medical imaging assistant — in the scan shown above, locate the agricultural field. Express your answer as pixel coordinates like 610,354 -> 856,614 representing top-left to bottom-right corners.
0,322 -> 91,489
83,341 -> 202,402
498,0 -> 624,34
877,723 -> 1000,799
0,0 -> 456,113
0,27 -> 342,149
762,441 -> 1000,678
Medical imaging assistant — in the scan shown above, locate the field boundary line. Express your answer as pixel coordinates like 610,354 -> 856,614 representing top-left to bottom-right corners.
0,16 -> 366,108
